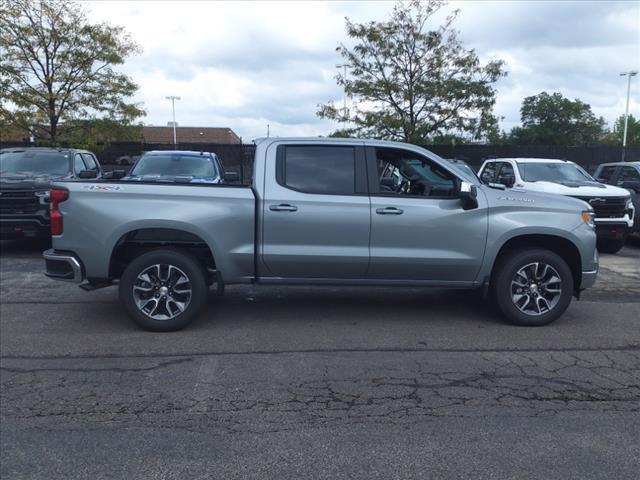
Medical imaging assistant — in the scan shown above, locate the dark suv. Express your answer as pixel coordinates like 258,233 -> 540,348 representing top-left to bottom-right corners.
0,147 -> 102,239
594,161 -> 640,233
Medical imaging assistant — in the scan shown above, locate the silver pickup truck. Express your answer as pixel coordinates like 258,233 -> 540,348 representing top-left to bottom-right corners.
44,138 -> 598,331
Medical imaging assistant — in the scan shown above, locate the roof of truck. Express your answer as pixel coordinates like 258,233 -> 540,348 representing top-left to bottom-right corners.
485,158 -> 569,164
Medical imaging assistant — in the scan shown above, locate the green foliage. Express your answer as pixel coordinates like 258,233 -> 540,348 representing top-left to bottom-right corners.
0,0 -> 145,143
318,0 -> 507,144
602,114 -> 640,146
509,92 -> 606,145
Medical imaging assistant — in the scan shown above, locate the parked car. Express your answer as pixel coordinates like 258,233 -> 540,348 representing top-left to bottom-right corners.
593,161 -> 640,234
44,138 -> 598,331
478,158 -> 634,254
0,147 -> 102,239
121,150 -> 238,184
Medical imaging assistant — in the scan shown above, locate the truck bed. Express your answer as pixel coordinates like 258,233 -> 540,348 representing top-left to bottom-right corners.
51,180 -> 256,283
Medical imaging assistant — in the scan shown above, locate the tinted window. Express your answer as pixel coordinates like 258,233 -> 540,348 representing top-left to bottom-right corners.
496,162 -> 515,186
597,166 -> 618,184
480,162 -> 497,183
618,166 -> 640,184
0,151 -> 70,176
281,146 -> 355,195
82,153 -> 98,171
73,154 -> 86,173
375,147 -> 456,197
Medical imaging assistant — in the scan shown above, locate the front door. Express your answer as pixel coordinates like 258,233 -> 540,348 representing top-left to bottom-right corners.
367,146 -> 488,283
261,143 -> 370,278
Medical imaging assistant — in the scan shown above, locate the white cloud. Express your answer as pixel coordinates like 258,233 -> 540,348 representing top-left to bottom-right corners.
83,0 -> 640,140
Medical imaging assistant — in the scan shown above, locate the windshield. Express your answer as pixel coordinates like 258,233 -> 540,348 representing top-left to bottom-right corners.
517,162 -> 593,183
130,154 -> 217,178
448,162 -> 478,180
0,151 -> 70,176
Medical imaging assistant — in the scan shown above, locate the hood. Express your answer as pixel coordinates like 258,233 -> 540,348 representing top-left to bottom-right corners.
0,172 -> 66,190
482,184 -> 590,212
520,180 -> 630,197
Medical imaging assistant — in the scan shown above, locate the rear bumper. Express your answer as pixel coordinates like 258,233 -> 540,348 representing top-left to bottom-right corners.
43,249 -> 84,283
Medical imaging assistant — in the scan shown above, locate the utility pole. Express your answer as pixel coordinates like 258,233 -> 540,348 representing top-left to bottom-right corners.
267,124 -> 270,138
336,64 -> 349,122
165,95 -> 181,145
620,71 -> 638,161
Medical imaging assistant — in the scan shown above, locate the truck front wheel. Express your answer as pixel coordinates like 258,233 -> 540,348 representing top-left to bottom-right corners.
119,249 -> 208,331
492,249 -> 574,326
596,238 -> 626,254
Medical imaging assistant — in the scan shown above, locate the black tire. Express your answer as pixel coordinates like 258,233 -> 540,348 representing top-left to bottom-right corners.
492,249 -> 574,326
119,249 -> 207,331
597,238 -> 626,254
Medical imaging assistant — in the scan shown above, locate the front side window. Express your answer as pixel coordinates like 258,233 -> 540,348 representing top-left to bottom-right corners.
517,162 -> 593,183
82,153 -> 98,171
597,166 -> 618,184
74,154 -> 86,173
375,147 -> 456,197
279,146 -> 355,195
496,162 -> 516,186
480,162 -> 498,184
618,166 -> 640,184
0,151 -> 70,177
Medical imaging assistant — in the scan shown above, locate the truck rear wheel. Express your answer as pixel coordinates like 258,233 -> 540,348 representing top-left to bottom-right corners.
119,249 -> 207,331
492,249 -> 574,326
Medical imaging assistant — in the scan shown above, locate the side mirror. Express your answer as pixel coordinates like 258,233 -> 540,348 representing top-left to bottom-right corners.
459,181 -> 478,210
380,176 -> 395,188
103,169 -> 126,180
78,170 -> 98,179
224,171 -> 240,183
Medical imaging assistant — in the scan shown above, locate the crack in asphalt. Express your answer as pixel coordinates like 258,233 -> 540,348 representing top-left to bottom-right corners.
2,350 -> 638,435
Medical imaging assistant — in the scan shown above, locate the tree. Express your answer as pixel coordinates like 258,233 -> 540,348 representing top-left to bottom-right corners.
317,0 -> 507,144
603,114 -> 640,146
0,0 -> 144,143
509,92 -> 606,145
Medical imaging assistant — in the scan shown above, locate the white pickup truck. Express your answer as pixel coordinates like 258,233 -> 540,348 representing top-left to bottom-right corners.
478,158 -> 635,253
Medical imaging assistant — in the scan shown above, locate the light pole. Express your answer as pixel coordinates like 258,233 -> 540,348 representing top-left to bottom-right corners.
336,64 -> 349,121
620,71 -> 638,161
165,95 -> 181,145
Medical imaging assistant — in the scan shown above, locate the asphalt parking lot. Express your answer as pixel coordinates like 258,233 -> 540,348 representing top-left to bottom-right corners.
1,239 -> 639,479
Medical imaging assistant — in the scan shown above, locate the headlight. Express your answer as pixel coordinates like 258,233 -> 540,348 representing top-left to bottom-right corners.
626,197 -> 634,210
581,210 -> 595,228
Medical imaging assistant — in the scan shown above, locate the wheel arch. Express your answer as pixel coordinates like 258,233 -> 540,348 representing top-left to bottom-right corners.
108,227 -> 217,282
490,234 -> 583,292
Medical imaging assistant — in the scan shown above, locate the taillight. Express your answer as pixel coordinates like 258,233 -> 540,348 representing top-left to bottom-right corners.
50,187 -> 69,236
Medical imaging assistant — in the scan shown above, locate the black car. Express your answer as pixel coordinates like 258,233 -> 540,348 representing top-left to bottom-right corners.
0,147 -> 102,239
593,161 -> 640,233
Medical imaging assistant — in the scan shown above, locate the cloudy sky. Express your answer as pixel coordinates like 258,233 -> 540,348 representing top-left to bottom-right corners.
85,0 -> 640,141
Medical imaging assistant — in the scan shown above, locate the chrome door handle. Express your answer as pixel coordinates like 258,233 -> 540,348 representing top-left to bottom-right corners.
376,207 -> 404,215
269,204 -> 298,212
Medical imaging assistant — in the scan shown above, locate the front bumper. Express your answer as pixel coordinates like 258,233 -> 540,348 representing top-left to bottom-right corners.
43,249 -> 84,283
594,222 -> 629,240
0,217 -> 50,238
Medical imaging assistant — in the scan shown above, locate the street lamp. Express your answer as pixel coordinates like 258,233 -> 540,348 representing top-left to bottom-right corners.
620,71 -> 638,161
336,64 -> 349,121
165,95 -> 181,145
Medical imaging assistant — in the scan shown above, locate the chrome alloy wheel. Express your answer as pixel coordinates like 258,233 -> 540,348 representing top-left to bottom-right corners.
132,264 -> 192,320
510,262 -> 562,316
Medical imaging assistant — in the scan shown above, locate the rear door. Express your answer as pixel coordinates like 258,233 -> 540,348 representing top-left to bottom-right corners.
261,143 -> 370,278
367,146 -> 488,282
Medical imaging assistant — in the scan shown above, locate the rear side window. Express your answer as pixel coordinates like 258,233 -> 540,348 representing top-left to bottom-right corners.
278,146 -> 356,195
480,162 -> 497,183
618,166 -> 640,184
